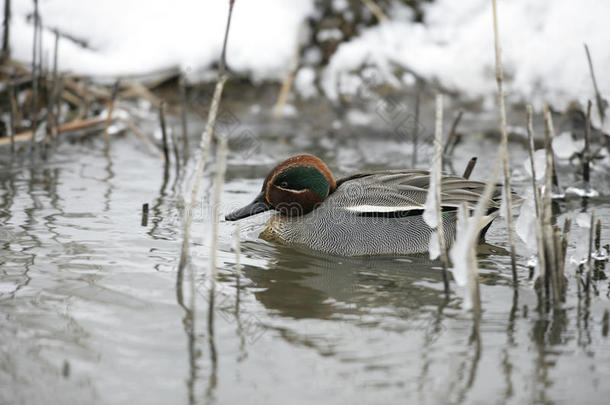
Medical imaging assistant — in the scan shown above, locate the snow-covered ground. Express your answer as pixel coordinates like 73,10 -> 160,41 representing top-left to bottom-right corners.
323,0 -> 610,113
7,0 -> 610,116
9,0 -> 314,81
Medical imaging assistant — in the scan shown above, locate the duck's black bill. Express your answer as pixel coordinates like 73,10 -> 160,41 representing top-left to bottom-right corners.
225,191 -> 271,221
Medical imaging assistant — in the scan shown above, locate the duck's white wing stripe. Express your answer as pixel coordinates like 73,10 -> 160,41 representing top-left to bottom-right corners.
345,204 -> 423,213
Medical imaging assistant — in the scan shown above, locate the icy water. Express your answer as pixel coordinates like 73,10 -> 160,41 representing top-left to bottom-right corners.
1,99 -> 610,405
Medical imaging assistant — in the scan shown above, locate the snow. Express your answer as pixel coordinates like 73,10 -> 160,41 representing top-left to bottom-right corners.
423,94 -> 443,229
316,29 -> 343,42
565,185 -> 600,197
523,149 -> 546,181
526,255 -> 537,269
515,192 -> 536,250
294,67 -> 318,99
8,0 -> 315,81
449,205 -> 473,309
553,132 -> 585,160
568,213 -> 594,265
7,0 -> 610,120
322,0 -> 610,119
346,109 -> 373,126
576,212 -> 592,228
593,247 -> 608,262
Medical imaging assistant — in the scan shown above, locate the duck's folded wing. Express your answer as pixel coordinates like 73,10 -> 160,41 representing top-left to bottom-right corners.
332,170 -> 501,215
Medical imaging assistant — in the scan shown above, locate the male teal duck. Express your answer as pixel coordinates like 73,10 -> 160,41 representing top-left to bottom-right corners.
226,154 -> 501,256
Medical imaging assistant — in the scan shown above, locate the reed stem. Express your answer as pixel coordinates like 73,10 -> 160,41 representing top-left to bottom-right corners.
584,44 -> 606,124
141,203 -> 149,227
542,106 -> 560,305
159,102 -> 170,164
171,127 -> 181,177
210,133 -> 228,305
29,0 -> 40,150
2,0 -> 10,62
49,29 -> 59,139
411,82 -> 421,168
102,80 -> 120,140
585,212 -> 595,295
361,0 -> 389,22
433,94 -> 450,299
8,71 -> 16,154
466,160 -> 502,321
443,108 -> 464,157
177,0 -> 235,291
179,75 -> 189,164
234,222 -> 242,312
462,157 -> 477,179
584,100 -> 592,188
491,0 -> 518,286
526,105 -> 540,217
274,23 -> 304,118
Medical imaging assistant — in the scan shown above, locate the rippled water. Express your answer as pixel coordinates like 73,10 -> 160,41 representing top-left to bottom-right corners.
1,99 -> 610,405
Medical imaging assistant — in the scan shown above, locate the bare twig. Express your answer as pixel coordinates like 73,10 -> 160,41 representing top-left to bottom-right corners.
584,44 -> 606,124
492,0 -> 518,286
177,0 -> 235,290
122,119 -> 163,158
210,133 -> 228,301
206,132 -> 228,405
171,126 -> 181,177
218,0 -> 235,77
584,100 -> 592,188
1,0 -> 10,62
361,0 -> 389,22
179,75 -> 189,164
141,203 -> 149,227
79,78 -> 91,119
120,81 -> 161,106
456,159 -> 502,323
462,157 -> 477,179
46,29 -> 60,143
594,219 -> 601,252
102,80 -> 120,140
443,108 -> 464,157
0,116 -> 109,147
52,75 -> 64,123
542,106 -> 559,304
274,23 -> 304,118
29,0 -> 40,150
234,222 -> 242,312
411,82 -> 421,167
586,211 -> 595,295
159,101 -> 170,163
526,105 -> 540,217
432,94 -> 450,299
526,106 -> 547,290
560,218 -> 571,279
8,71 -> 16,153
469,161 -> 501,318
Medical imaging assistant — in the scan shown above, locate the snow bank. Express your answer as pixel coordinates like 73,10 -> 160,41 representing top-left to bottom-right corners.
8,0 -> 610,115
322,0 -> 610,113
8,0 -> 314,81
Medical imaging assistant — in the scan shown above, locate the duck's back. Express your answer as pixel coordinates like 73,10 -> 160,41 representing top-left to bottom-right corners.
261,170 -> 502,256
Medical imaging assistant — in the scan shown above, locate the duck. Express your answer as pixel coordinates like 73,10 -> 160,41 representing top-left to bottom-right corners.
225,154 -> 502,256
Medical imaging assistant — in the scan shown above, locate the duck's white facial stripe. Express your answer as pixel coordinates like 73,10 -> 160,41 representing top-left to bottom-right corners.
276,186 -> 308,193
345,204 -> 423,213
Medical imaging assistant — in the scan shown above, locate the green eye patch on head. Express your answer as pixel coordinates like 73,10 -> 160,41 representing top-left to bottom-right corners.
274,166 -> 331,199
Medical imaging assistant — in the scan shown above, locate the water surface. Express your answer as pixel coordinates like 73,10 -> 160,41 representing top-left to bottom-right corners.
1,100 -> 610,405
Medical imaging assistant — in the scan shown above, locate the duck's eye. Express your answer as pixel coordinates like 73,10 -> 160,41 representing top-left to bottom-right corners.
280,181 -> 289,188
